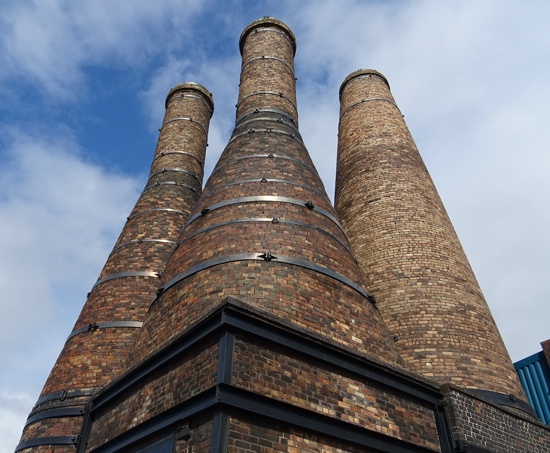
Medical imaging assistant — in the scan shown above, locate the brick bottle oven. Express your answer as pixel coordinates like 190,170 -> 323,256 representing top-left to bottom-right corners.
17,17 -> 549,453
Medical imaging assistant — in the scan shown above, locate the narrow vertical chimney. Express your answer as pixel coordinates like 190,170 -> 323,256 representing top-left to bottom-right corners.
335,69 -> 526,401
17,83 -> 213,452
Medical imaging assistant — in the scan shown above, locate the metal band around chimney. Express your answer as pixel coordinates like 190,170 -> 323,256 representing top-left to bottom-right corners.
183,196 -> 345,234
339,98 -> 402,121
229,127 -> 304,145
111,238 -> 177,254
34,388 -> 99,408
242,56 -> 295,76
153,150 -> 205,167
66,321 -> 144,341
211,154 -> 311,178
156,253 -> 374,305
179,218 -> 352,254
201,178 -> 329,201
246,27 -> 296,50
236,108 -> 297,127
237,91 -> 297,112
92,271 -> 160,289
149,167 -> 201,185
15,436 -> 78,452
166,93 -> 213,113
161,117 -> 208,136
235,116 -> 299,134
24,407 -> 84,428
143,181 -> 198,193
127,208 -> 190,221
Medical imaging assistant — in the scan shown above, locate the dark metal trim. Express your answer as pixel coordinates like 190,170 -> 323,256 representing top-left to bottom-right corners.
211,407 -> 229,453
161,117 -> 208,136
67,321 -> 144,341
200,178 -> 328,201
127,208 -> 190,221
157,253 -> 373,304
209,153 -> 311,177
236,91 -> 297,111
153,150 -> 204,168
165,93 -> 213,113
148,167 -> 201,185
25,407 -> 84,428
217,384 -> 440,453
228,127 -> 304,144
183,195 -> 345,235
15,436 -> 78,452
217,331 -> 235,385
467,388 -> 537,417
242,56 -> 295,75
34,388 -> 99,408
236,108 -> 297,127
455,440 -> 495,453
179,217 -> 350,254
340,97 -> 402,121
92,271 -> 160,289
110,238 -> 177,254
143,181 -> 198,194
235,116 -> 299,134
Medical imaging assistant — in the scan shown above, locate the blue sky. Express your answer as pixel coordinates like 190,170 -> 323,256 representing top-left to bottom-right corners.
1,1 -> 550,449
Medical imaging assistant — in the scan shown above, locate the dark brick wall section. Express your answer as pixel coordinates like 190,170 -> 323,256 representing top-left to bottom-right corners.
335,69 -> 526,400
18,83 -> 213,451
232,335 -> 441,451
444,387 -> 550,453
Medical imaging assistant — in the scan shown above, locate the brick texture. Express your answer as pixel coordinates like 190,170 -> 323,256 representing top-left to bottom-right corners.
335,70 -> 526,400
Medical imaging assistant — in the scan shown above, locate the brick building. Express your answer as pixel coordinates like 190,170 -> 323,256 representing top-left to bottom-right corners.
16,17 -> 549,453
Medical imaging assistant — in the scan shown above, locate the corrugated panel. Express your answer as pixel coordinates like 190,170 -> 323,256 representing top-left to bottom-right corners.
514,352 -> 550,424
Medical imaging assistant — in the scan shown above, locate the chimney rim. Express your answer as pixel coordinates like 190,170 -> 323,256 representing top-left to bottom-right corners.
339,69 -> 390,99
239,17 -> 297,57
165,82 -> 214,115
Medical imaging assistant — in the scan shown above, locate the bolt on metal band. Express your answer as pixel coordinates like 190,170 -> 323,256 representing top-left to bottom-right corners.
236,90 -> 297,112
66,321 -> 144,341
161,117 -> 209,137
200,178 -> 329,203
126,208 -> 190,221
110,238 -> 177,255
15,436 -> 78,452
154,253 -> 374,306
24,407 -> 84,428
339,97 -> 402,121
143,181 -> 198,194
149,167 -> 201,185
236,107 -> 297,127
229,127 -> 304,144
34,388 -> 99,408
235,115 -> 300,134
153,150 -> 205,168
179,217 -> 352,254
183,195 -> 346,236
210,153 -> 312,179
241,56 -> 295,77
92,271 -> 160,290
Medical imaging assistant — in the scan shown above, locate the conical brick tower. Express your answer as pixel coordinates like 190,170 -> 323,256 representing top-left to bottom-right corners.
16,83 -> 213,453
335,69 -> 527,403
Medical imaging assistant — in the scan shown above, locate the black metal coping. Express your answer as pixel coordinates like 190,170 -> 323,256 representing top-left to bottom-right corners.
92,271 -> 160,290
339,97 -> 402,121
152,150 -> 204,167
179,217 -> 352,254
200,177 -> 329,202
87,301 -> 448,453
24,407 -> 84,428
66,321 -> 144,342
153,252 -> 374,306
182,195 -> 345,236
161,117 -> 208,136
34,388 -> 99,409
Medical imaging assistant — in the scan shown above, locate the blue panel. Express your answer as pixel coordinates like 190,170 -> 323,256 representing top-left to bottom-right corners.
515,352 -> 550,424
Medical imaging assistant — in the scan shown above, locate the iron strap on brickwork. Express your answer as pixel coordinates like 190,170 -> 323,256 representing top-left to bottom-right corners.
152,150 -> 204,167
66,321 -> 144,341
126,208 -> 190,221
161,117 -> 208,136
236,107 -> 297,127
110,238 -> 177,255
154,252 -> 374,305
339,97 -> 402,121
34,388 -> 99,408
92,271 -> 160,289
15,436 -> 78,452
209,153 -> 312,177
24,407 -> 84,428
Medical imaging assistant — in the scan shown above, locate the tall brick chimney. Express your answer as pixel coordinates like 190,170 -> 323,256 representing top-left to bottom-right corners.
335,69 -> 526,401
17,83 -> 213,452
